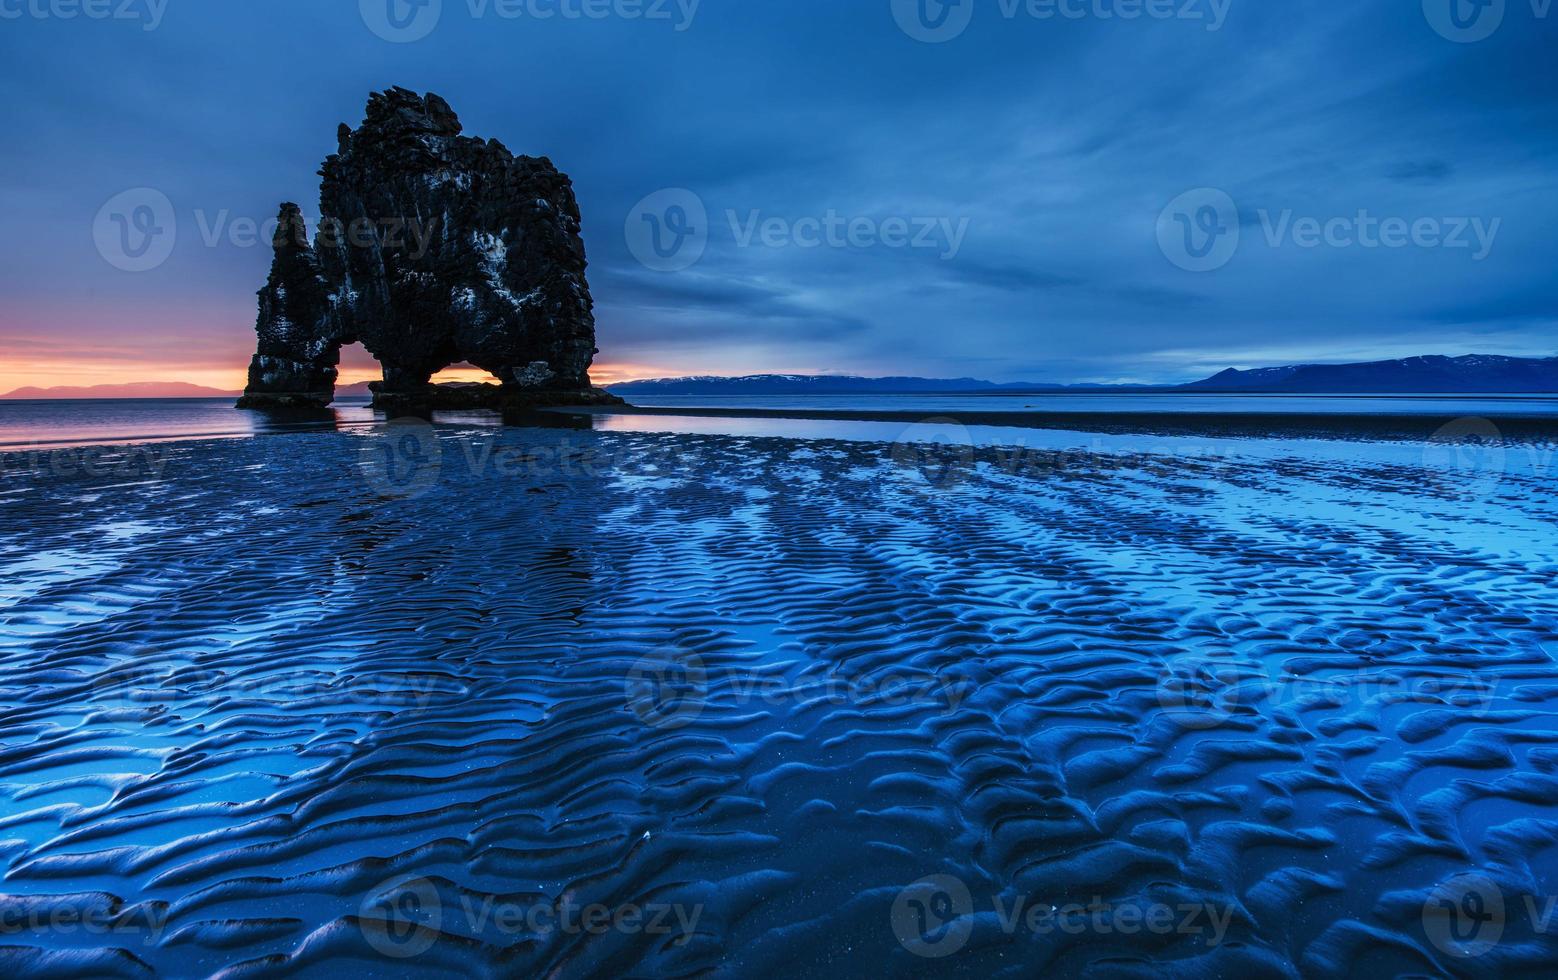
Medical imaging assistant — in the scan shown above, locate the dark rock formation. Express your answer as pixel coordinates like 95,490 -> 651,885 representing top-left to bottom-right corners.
238,88 -> 621,410
237,205 -> 338,408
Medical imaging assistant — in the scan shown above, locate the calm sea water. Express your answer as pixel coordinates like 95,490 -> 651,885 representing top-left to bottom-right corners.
0,398 -> 379,448
627,392 -> 1558,414
2,393 -> 1557,450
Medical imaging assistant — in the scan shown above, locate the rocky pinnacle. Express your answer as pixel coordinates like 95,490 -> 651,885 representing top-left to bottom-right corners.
238,88 -> 617,409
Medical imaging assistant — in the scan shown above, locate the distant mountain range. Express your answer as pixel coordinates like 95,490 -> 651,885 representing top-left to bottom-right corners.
6,355 -> 1555,400
609,355 -> 1558,397
0,380 -> 379,400
0,382 -> 241,400
603,375 -> 1109,396
1180,355 -> 1558,393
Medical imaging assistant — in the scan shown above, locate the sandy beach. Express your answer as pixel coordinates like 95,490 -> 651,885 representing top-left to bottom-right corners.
2,422 -> 1556,975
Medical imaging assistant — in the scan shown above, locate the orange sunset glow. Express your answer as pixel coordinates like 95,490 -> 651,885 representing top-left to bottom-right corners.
0,354 -> 666,397
2,325 -> 670,395
4,300 -> 700,397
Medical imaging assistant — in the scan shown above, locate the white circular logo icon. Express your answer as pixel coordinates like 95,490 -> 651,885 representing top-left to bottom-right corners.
358,418 -> 444,499
1423,0 -> 1505,43
1157,188 -> 1240,273
361,875 -> 442,959
1157,654 -> 1248,730
1423,872 -> 1505,958
626,650 -> 708,729
626,188 -> 708,272
1423,417 -> 1505,497
361,0 -> 443,42
94,188 -> 177,273
91,661 -> 165,711
892,0 -> 975,43
889,418 -> 976,492
891,874 -> 974,958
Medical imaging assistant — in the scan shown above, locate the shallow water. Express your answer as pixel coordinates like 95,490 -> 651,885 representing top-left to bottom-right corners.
624,392 -> 1558,416
3,393 -> 1557,452
0,398 -> 379,449
2,425 -> 1557,976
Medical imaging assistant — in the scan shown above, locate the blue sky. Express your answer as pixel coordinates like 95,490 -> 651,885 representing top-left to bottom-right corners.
0,0 -> 1553,389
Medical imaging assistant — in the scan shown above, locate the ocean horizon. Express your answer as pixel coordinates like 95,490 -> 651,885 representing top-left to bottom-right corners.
5,393 -> 1558,452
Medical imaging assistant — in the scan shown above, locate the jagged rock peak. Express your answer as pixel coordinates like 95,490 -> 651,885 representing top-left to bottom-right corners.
362,87 -> 462,138
238,89 -> 620,411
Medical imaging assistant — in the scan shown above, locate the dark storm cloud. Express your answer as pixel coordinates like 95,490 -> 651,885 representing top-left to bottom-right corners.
594,269 -> 873,339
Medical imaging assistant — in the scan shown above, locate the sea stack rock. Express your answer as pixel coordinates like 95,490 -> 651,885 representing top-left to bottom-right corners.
238,88 -> 621,410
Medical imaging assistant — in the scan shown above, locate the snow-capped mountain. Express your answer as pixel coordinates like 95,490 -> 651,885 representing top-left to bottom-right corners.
1182,355 -> 1558,393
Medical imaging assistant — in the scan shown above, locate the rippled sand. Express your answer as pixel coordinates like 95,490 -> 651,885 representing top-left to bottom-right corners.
2,425 -> 1557,977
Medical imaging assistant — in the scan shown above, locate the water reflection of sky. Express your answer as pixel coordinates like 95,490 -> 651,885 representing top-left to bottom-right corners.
589,414 -> 1554,481
0,398 -> 377,449
3,396 -> 1556,482
625,393 -> 1558,416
